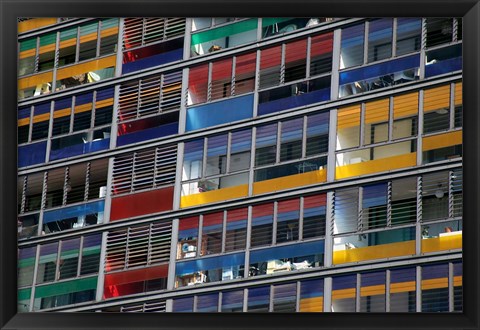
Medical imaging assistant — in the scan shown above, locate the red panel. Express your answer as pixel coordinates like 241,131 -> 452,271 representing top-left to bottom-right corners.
104,264 -> 169,286
104,281 -> 144,299
227,207 -> 248,222
110,187 -> 174,221
252,202 -> 274,218
310,32 -> 334,57
179,216 -> 199,231
285,39 -> 307,64
260,45 -> 282,70
203,212 -> 224,227
212,58 -> 232,81
235,52 -> 256,76
303,193 -> 327,208
278,198 -> 300,213
188,64 -> 209,104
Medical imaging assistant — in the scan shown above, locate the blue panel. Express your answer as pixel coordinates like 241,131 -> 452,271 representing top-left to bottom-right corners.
33,103 -> 51,115
176,252 -> 245,275
226,219 -> 247,230
361,271 -> 386,287
249,240 -> 324,263
362,183 -> 387,208
96,87 -> 115,101
222,290 -> 244,308
425,57 -> 462,78
50,139 -> 110,161
248,286 -> 270,299
304,206 -> 326,217
75,92 -> 94,105
258,88 -> 330,116
301,278 -> 324,298
332,274 -> 356,290
339,54 -> 420,85
18,107 -> 31,119
252,215 -> 272,226
122,48 -> 183,74
54,98 -> 72,111
277,210 -> 299,222
390,267 -> 416,283
172,297 -> 194,312
83,233 -> 102,248
274,282 -> 296,299
197,293 -> 219,312
179,228 -> 198,239
422,263 -> 448,280
43,200 -> 105,224
18,141 -> 47,167
186,94 -> 254,132
116,122 -> 178,146
453,261 -> 462,276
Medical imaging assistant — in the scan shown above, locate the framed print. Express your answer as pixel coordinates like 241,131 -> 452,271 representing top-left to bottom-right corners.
1,0 -> 479,329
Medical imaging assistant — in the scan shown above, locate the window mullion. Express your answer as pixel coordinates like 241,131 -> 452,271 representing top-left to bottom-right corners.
363,21 -> 369,65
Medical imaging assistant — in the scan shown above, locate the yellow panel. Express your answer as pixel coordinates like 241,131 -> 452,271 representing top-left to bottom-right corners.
299,297 -> 323,312
180,184 -> 248,208
365,99 -> 389,124
100,27 -> 119,38
455,82 -> 462,105
95,98 -> 114,108
18,18 -> 58,34
53,108 -> 72,119
332,288 -> 356,299
333,240 -> 415,265
337,104 -> 361,130
59,38 -> 77,49
390,281 -> 416,294
360,284 -> 385,297
335,152 -> 416,180
19,49 -> 36,59
453,275 -> 462,287
253,169 -> 327,195
38,44 -> 56,55
74,103 -> 93,114
56,55 -> 116,81
421,233 -> 462,253
423,85 -> 450,112
394,91 -> 418,119
18,118 -> 30,127
421,278 -> 448,290
79,32 -> 98,44
32,113 -> 50,124
422,131 -> 462,151
18,71 -> 53,90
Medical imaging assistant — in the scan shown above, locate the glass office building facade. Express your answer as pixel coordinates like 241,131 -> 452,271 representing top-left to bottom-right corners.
17,17 -> 462,312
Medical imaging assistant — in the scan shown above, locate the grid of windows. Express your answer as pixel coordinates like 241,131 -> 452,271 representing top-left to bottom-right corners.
17,17 -> 462,313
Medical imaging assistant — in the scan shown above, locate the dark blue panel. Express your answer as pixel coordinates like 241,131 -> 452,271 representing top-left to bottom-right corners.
49,139 -> 109,161
33,102 -> 51,115
249,240 -> 324,263
339,54 -> 420,85
54,98 -> 72,111
176,252 -> 245,275
226,219 -> 247,230
453,261 -> 462,276
425,57 -> 462,78
252,215 -> 272,226
172,297 -> 194,312
83,233 -> 102,248
43,200 -> 105,224
332,274 -> 356,290
258,88 -> 330,116
197,293 -> 219,311
362,183 -> 388,208
361,271 -> 386,287
301,278 -> 324,298
222,290 -> 243,308
178,228 -> 198,239
274,282 -> 296,299
304,206 -> 326,217
422,263 -> 448,280
75,92 -> 94,106
18,107 -> 31,119
122,48 -> 183,74
186,94 -> 254,132
18,141 -> 47,167
116,122 -> 178,146
96,87 -> 115,101
390,267 -> 416,283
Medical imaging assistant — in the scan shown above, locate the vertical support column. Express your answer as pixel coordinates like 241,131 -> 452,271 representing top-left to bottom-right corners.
323,277 -> 332,312
248,127 -> 256,196
356,273 -> 361,312
388,95 -> 394,141
272,201 -> 278,245
385,269 -> 391,312
416,265 -> 422,312
448,262 -> 454,312
178,67 -> 189,135
306,36 -> 312,79
172,141 -> 185,210
417,89 -> 424,166
330,29 -> 342,100
450,82 -> 455,130
324,191 -> 335,268
298,196 -> 304,241
363,21 -> 369,65
326,109 -> 337,182
28,245 -> 41,312
183,19 -> 193,60
167,218 -> 179,291
416,176 -> 422,255
391,18 -> 398,58
165,299 -> 173,312
419,18 -> 427,80
252,49 -> 261,118
243,288 -> 249,312
269,284 -> 274,312
95,231 -> 109,301
114,18 -> 125,77
244,205 -> 253,279
296,281 -> 301,312
221,210 -> 227,253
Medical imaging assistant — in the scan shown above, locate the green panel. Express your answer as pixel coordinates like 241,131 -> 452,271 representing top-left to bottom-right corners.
60,27 -> 78,41
18,256 -> 36,268
20,38 -> 37,52
34,276 -> 97,298
101,18 -> 119,30
261,17 -> 292,27
39,33 -> 57,47
60,249 -> 80,260
191,18 -> 258,45
38,254 -> 57,264
18,287 -> 32,301
80,22 -> 98,36
82,247 -> 100,257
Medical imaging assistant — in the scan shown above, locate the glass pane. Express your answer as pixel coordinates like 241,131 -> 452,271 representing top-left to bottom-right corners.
201,212 -> 223,256
364,98 -> 389,145
368,19 -> 393,63
276,198 -> 300,243
280,118 -> 303,162
251,203 -> 273,247
337,105 -> 361,150
206,134 -> 228,177
183,139 -> 204,181
255,124 -> 277,166
426,18 -> 453,48
340,24 -> 365,69
396,18 -> 421,56
284,39 -> 307,83
230,129 -> 251,172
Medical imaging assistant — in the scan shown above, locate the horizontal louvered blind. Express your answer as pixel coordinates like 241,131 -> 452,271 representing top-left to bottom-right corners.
118,71 -> 182,122
112,144 -> 177,195
106,220 -> 172,272
123,18 -> 186,49
120,300 -> 167,312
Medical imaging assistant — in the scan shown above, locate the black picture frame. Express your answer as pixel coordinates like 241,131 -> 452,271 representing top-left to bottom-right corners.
1,0 -> 478,329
